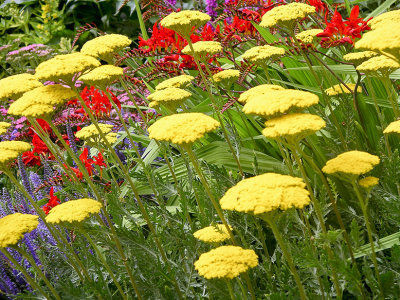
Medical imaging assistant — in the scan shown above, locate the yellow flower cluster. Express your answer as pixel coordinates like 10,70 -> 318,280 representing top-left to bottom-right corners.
238,84 -> 285,104
343,51 -> 379,65
148,113 -> 220,146
75,124 -> 113,140
194,246 -> 258,279
79,65 -> 124,87
262,113 -> 325,141
242,45 -> 285,65
220,173 -> 310,214
322,151 -> 380,177
260,3 -> 316,29
147,87 -> 192,110
160,10 -> 211,37
46,198 -> 102,224
0,74 -> 43,101
81,34 -> 132,63
356,55 -> 400,76
155,75 -> 194,90
359,176 -> 379,188
383,120 -> 400,134
368,10 -> 400,30
35,53 -> 101,82
242,89 -> 319,118
212,69 -> 240,86
193,224 -> 232,243
0,122 -> 11,135
325,83 -> 362,96
182,41 -> 222,57
0,141 -> 31,166
0,213 -> 39,248
295,29 -> 323,44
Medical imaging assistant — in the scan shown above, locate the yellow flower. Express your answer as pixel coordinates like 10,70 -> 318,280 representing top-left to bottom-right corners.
260,3 -> 316,29
155,75 -> 194,90
194,246 -> 258,279
148,113 -> 220,146
238,84 -> 285,104
75,124 -> 113,140
0,122 -> 11,135
8,100 -> 54,118
160,10 -> 210,37
242,45 -> 285,65
322,151 -> 380,177
182,41 -> 222,58
0,150 -> 21,166
343,51 -> 379,65
0,74 -> 43,101
325,83 -> 362,96
368,10 -> 400,30
220,173 -> 310,214
356,55 -> 400,76
147,87 -> 192,103
262,113 -> 325,141
193,224 -> 232,244
79,65 -> 124,87
295,29 -> 323,44
81,34 -> 132,63
212,69 -> 240,86
0,213 -> 39,248
35,53 -> 101,82
46,198 -> 102,224
383,120 -> 400,134
0,141 -> 31,153
359,176 -> 379,188
242,89 -> 319,118
11,85 -> 77,107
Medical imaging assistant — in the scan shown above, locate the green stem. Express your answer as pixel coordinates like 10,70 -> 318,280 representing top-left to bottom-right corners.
226,280 -> 235,300
382,76 -> 400,118
133,0 -> 148,40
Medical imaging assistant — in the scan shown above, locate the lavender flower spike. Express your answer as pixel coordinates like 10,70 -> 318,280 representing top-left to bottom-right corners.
66,121 -> 79,156
17,156 -> 35,201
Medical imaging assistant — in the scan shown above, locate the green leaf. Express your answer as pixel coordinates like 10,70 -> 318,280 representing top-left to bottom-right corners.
354,231 -> 400,259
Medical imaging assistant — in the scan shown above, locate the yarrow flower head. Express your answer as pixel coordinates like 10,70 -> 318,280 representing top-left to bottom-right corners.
147,87 -> 192,110
0,122 -> 11,135
212,69 -> 240,86
0,74 -> 43,101
325,83 -> 362,96
182,41 -> 222,58
8,103 -> 54,118
242,89 -> 319,118
368,9 -> 400,30
356,55 -> 400,76
75,123 -> 113,140
148,113 -> 220,146
81,34 -> 132,63
343,51 -> 379,65
0,141 -> 31,167
262,113 -> 326,142
0,213 -> 39,248
194,246 -> 258,279
78,65 -> 124,87
46,198 -> 102,224
35,53 -> 101,83
220,173 -> 310,215
160,10 -> 211,37
359,176 -> 379,189
242,45 -> 285,65
156,75 -> 194,90
322,151 -> 380,178
193,224 -> 233,244
295,29 -> 323,44
260,3 -> 316,29
383,120 -> 400,134
238,84 -> 285,104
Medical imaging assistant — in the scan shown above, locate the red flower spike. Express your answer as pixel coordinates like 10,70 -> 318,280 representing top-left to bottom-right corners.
93,152 -> 107,168
79,148 -> 94,176
42,187 -> 61,215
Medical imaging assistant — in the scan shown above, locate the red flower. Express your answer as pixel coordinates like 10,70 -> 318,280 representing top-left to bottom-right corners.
64,164 -> 83,180
80,147 -> 94,176
42,187 -> 60,215
93,152 -> 107,168
22,151 -> 41,167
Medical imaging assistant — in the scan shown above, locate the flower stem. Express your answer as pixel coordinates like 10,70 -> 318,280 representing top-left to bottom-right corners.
226,280 -> 235,300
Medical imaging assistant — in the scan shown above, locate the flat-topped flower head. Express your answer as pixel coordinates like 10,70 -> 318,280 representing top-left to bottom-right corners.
359,176 -> 379,189
160,10 -> 211,37
242,45 -> 285,65
13,85 -> 77,106
242,89 -> 319,118
81,34 -> 131,63
0,122 -> 11,135
35,53 -> 101,82
78,65 -> 124,87
356,55 -> 400,76
368,10 -> 400,30
0,74 -> 43,101
343,51 -> 379,65
322,151 -> 380,178
212,69 -> 240,86
156,75 -> 194,90
182,41 -> 222,58
194,246 -> 258,279
325,83 -> 362,96
147,87 -> 192,111
383,120 -> 400,134
193,224 -> 232,244
0,150 -> 21,166
46,198 -> 102,224
260,3 -> 316,29
8,100 -> 54,118
262,113 -> 325,142
220,173 -> 310,215
0,213 -> 39,248
295,29 -> 323,44
0,141 -> 31,153
75,123 -> 113,140
238,84 -> 285,104
148,113 -> 220,146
